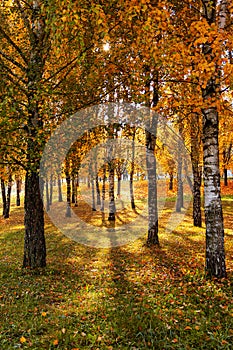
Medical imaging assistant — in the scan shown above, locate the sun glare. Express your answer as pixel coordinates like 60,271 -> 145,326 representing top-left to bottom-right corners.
103,42 -> 110,51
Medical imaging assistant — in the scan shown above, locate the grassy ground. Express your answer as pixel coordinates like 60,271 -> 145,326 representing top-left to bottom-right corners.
0,181 -> 233,349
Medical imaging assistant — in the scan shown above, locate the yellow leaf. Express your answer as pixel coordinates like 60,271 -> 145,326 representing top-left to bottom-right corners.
20,336 -> 26,343
41,312 -> 47,317
184,326 -> 192,330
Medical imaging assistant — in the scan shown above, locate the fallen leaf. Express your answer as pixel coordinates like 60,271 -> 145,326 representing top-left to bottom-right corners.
53,339 -> 59,345
20,336 -> 26,343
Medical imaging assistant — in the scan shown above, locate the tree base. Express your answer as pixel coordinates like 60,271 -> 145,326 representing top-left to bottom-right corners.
108,213 -> 115,221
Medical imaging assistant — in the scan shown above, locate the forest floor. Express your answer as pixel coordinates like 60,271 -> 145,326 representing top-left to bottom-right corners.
0,180 -> 233,349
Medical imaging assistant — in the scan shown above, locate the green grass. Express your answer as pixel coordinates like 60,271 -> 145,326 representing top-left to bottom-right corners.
0,196 -> 233,349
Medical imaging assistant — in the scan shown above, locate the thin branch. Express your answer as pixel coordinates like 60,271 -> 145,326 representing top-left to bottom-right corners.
1,72 -> 28,96
220,85 -> 230,93
52,63 -> 78,90
0,25 -> 28,63
0,50 -> 27,72
43,43 -> 94,84
1,63 -> 27,85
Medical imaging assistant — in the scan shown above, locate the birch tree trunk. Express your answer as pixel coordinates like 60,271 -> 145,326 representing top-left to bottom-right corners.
190,113 -> 202,227
145,70 -> 159,245
101,163 -> 107,212
201,0 -> 226,278
108,158 -> 116,221
146,114 -> 159,245
176,151 -> 183,213
129,127 -> 136,210
65,159 -> 71,217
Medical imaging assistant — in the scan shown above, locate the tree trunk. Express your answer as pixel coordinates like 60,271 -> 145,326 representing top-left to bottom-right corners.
23,171 -> 46,268
57,173 -> 63,202
1,178 -> 7,217
192,163 -> 202,227
71,175 -> 75,204
190,113 -> 202,227
107,124 -> 116,221
45,178 -> 50,212
95,159 -> 101,206
87,175 -> 90,188
49,174 -> 53,205
74,175 -> 79,207
65,160 -> 71,217
22,0 -> 48,268
176,150 -> 183,212
223,168 -> 228,186
176,122 -> 184,212
203,107 -> 226,277
4,174 -> 12,219
130,128 -> 136,210
101,163 -> 106,212
145,69 -> 159,246
146,115 -> 159,245
201,0 -> 226,278
89,161 -> 96,211
91,176 -> 96,211
169,172 -> 173,190
16,178 -> 21,206
117,175 -> 121,198
108,163 -> 116,221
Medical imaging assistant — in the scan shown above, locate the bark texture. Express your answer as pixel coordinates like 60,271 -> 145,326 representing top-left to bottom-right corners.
146,114 -> 159,245
129,127 -> 136,210
21,0 -> 49,268
23,171 -> 46,268
190,113 -> 202,227
145,70 -> 159,245
201,0 -> 226,278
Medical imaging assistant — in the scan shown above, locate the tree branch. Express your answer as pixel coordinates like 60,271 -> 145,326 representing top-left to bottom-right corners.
0,50 -> 27,72
1,62 -> 27,85
0,25 -> 28,63
1,72 -> 28,96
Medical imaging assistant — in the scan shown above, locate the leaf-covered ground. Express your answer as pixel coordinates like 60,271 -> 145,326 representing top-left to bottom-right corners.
0,181 -> 233,349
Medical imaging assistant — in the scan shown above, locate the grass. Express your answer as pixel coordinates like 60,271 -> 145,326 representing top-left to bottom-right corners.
0,182 -> 233,349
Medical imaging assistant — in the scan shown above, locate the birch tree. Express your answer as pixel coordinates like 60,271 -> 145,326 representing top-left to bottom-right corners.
201,0 -> 229,277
